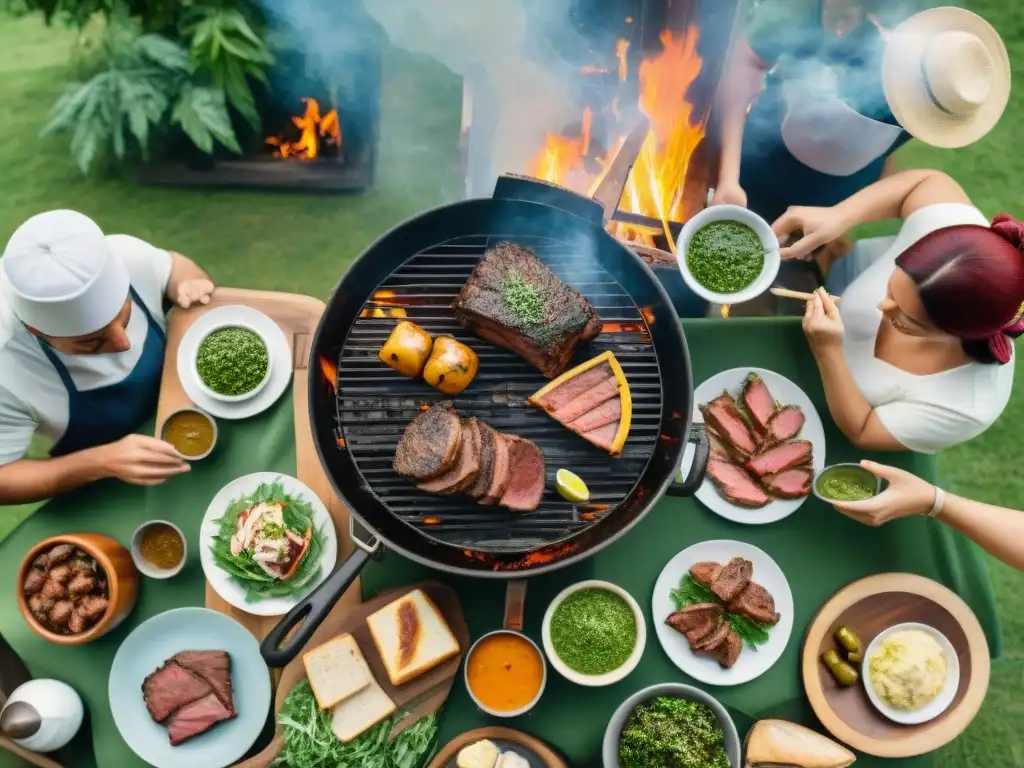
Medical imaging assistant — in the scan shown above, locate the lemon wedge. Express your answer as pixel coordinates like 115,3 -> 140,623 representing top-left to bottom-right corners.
556,469 -> 590,503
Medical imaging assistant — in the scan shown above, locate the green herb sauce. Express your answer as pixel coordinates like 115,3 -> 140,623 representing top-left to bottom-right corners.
197,327 -> 269,396
816,468 -> 877,501
619,696 -> 730,768
686,220 -> 764,293
501,272 -> 545,325
550,587 -> 637,675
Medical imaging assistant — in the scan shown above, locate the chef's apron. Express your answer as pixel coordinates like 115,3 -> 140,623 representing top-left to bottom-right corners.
34,287 -> 165,456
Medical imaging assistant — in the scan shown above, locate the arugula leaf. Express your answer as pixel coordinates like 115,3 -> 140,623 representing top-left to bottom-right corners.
670,574 -> 772,650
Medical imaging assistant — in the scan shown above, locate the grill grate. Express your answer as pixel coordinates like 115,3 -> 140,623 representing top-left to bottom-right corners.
334,235 -> 662,553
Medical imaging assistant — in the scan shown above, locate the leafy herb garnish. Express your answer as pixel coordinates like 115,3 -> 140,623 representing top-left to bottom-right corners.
501,271 -> 545,325
274,679 -> 439,768
210,481 -> 324,601
671,573 -> 771,650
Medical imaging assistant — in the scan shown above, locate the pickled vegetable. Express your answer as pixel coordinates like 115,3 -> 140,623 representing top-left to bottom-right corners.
378,321 -> 434,377
423,336 -> 479,394
835,625 -> 863,657
822,649 -> 859,686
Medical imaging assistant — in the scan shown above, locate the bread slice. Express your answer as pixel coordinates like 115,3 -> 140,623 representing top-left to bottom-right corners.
330,679 -> 396,743
745,719 -> 856,768
302,634 -> 372,710
366,588 -> 460,686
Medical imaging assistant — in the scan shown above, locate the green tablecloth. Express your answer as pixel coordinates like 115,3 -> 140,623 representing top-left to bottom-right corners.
0,318 -> 1001,768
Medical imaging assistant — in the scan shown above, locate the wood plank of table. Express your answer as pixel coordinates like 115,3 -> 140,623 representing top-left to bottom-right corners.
154,287 -> 362,642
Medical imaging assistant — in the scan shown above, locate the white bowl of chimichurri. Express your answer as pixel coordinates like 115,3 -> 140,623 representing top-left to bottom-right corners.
813,463 -> 882,503
678,205 -> 780,305
192,321 -> 273,403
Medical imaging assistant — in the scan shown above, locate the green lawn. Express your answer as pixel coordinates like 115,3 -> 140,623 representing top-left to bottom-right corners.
1,2 -> 1022,765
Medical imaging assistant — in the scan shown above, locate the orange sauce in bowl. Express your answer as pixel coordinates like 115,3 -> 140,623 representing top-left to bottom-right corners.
466,631 -> 544,712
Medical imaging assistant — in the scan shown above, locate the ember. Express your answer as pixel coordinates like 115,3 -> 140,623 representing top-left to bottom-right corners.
493,543 -> 578,570
359,289 -> 408,318
265,98 -> 342,160
318,356 -> 337,394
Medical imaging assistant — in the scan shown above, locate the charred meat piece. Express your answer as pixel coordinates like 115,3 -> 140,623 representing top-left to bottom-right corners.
693,620 -> 732,651
499,436 -> 545,512
701,394 -> 758,458
481,432 -> 513,505
762,467 -> 813,499
172,651 -> 234,712
417,418 -> 482,494
729,582 -> 780,625
451,242 -> 602,378
707,458 -> 771,508
665,603 -> 724,645
764,405 -> 805,444
393,402 -> 462,480
466,421 -> 497,501
67,572 -> 96,596
746,440 -> 814,478
143,662 -> 212,723
710,628 -> 743,669
23,569 -> 47,595
48,563 -> 73,585
711,557 -> 753,602
166,692 -> 235,746
689,562 -> 723,586
76,595 -> 109,621
46,544 -> 76,565
742,373 -> 776,434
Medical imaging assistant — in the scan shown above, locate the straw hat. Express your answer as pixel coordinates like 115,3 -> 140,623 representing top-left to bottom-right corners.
882,7 -> 1010,149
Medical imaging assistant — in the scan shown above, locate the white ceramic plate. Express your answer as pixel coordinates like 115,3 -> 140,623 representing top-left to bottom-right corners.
109,607 -> 271,768
652,539 -> 794,687
863,622 -> 961,725
199,472 -> 338,616
177,305 -> 292,420
682,367 -> 826,525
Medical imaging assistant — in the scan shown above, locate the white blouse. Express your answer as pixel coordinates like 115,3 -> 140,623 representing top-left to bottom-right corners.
839,203 -> 1014,454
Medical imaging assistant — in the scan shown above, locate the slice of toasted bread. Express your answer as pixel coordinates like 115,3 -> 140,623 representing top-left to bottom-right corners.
330,679 -> 396,743
301,634 -> 372,710
366,588 -> 460,686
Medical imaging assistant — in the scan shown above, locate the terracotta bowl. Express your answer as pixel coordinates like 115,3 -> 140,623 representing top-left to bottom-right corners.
17,533 -> 140,646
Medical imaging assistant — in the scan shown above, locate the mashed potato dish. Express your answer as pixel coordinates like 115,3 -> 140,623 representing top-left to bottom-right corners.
869,629 -> 948,711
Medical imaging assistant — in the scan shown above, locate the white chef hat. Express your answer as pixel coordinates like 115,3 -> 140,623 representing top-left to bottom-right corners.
0,210 -> 129,337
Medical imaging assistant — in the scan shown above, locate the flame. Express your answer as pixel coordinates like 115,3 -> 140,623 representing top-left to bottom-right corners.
418,403 -> 430,411
336,436 -> 346,448
720,304 -> 731,318
359,289 -> 407,318
422,517 -> 441,525
266,98 -> 342,160
616,38 -> 630,82
640,306 -> 655,325
319,356 -> 337,394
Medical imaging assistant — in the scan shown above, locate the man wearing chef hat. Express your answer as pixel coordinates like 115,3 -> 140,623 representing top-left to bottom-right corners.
0,210 -> 214,503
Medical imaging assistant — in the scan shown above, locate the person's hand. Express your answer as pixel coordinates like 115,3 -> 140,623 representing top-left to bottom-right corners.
830,461 -> 937,526
94,435 -> 190,486
803,287 -> 844,352
712,182 -> 747,208
772,205 -> 850,260
175,279 -> 214,309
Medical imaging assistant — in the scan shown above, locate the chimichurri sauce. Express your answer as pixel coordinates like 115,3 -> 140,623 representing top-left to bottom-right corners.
686,221 -> 764,294
816,468 -> 877,501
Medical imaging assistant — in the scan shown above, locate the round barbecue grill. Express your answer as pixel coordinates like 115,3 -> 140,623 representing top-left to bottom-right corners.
262,175 -> 709,666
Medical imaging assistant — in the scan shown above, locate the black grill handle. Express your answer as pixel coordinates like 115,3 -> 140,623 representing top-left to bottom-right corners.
665,423 -> 710,497
260,546 -> 373,667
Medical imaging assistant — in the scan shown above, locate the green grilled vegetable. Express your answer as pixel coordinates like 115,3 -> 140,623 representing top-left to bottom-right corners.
274,679 -> 439,768
835,625 -> 863,657
619,696 -> 730,768
822,649 -> 859,687
670,573 -> 772,649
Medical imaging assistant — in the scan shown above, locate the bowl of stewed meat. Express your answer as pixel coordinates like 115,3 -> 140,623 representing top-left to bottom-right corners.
18,534 -> 140,645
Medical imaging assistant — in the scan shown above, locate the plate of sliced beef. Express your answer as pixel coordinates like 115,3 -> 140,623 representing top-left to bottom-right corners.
652,540 -> 794,686
682,368 -> 825,525
109,607 -> 271,768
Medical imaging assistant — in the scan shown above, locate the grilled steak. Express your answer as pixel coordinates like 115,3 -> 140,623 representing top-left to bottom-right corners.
707,458 -> 771,508
711,557 -> 753,602
566,397 -> 622,433
710,628 -> 742,669
143,662 -> 211,723
166,692 -> 235,746
729,582 -> 780,625
706,427 -> 732,461
481,432 -> 513,504
665,603 -> 723,645
499,436 -> 545,512
764,405 -> 805,444
466,421 -> 497,500
742,373 -> 776,434
532,363 -> 611,412
701,394 -> 758,457
417,418 -> 481,494
693,619 -> 732,651
393,402 -> 462,480
171,651 -> 233,713
763,467 -> 813,499
550,376 -> 619,424
451,242 -> 602,377
689,562 -> 723,586
746,440 -> 813,478
580,421 -> 621,453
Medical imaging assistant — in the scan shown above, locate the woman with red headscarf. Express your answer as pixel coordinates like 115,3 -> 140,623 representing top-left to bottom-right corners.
773,169 -> 1023,453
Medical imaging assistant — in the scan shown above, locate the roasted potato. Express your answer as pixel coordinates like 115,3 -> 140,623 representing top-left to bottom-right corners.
41,578 -> 65,599
46,544 -> 75,564
77,595 -> 109,621
67,573 -> 96,596
68,611 -> 88,635
23,569 -> 47,595
48,563 -> 73,585
423,336 -> 479,394
49,600 -> 74,626
378,321 -> 434,378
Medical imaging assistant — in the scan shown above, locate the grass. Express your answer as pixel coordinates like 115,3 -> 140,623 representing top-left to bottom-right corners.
0,3 -> 1022,765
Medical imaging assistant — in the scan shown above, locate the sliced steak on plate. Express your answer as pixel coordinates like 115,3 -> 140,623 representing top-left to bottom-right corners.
764,405 -> 805,444
701,394 -> 758,458
689,562 -> 723,586
692,619 -> 731,651
499,436 -> 545,512
729,581 -> 780,625
393,402 -> 462,480
170,650 -> 233,713
166,692 -> 236,746
746,440 -> 813,478
142,662 -> 212,723
417,418 -> 481,494
762,467 -> 813,499
711,557 -> 753,602
707,458 -> 770,508
665,603 -> 723,645
742,373 -> 776,434
710,627 -> 742,669
451,242 -> 602,378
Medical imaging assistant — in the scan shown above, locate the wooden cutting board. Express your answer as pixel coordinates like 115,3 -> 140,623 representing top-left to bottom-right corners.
155,287 -> 362,642
428,727 -> 566,768
237,581 -> 469,768
802,572 -> 989,758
